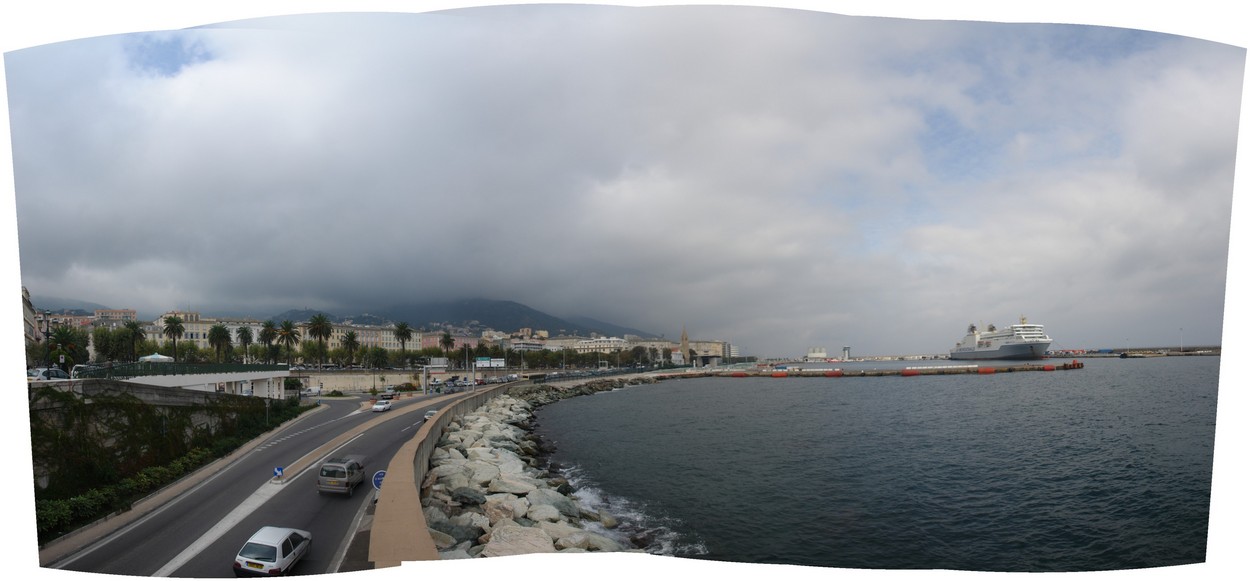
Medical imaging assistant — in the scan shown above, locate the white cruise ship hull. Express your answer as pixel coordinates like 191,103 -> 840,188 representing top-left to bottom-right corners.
949,342 -> 1051,360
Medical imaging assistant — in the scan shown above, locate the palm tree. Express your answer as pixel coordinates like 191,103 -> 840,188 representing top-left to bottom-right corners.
208,324 -> 232,363
393,322 -> 412,367
307,314 -> 333,369
124,320 -> 145,362
47,326 -> 83,371
342,331 -> 359,368
277,320 -> 300,366
259,320 -> 277,364
236,326 -> 254,363
440,331 -> 455,361
163,316 -> 185,363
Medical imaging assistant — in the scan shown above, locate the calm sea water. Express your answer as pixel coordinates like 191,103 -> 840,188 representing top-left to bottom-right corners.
532,356 -> 1219,572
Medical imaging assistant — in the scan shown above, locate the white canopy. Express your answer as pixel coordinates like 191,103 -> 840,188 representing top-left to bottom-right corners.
139,353 -> 174,363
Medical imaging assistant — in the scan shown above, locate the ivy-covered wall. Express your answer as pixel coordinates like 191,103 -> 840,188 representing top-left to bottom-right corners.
28,381 -> 311,543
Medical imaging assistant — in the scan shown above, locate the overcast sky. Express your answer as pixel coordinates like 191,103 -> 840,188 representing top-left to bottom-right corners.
3,4 -> 1247,581
3,2 -> 1244,360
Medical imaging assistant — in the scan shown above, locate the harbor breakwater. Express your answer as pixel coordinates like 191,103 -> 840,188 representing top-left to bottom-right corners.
420,376 -> 659,559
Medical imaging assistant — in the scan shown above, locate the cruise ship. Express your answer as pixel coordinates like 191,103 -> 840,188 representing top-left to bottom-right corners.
950,316 -> 1052,360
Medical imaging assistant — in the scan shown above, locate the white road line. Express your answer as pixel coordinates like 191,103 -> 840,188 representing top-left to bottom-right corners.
150,480 -> 284,577
150,433 -> 366,577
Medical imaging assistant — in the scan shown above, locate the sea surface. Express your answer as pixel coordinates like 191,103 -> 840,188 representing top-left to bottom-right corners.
531,356 -> 1219,572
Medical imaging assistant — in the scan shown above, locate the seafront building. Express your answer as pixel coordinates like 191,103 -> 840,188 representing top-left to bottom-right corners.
22,293 -> 740,366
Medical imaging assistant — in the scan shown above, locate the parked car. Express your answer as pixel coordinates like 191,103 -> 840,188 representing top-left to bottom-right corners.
233,526 -> 311,577
27,367 -> 70,382
316,455 -> 368,495
70,364 -> 103,379
372,400 -> 392,412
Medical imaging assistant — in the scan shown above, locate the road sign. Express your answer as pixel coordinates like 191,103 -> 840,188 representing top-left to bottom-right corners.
373,470 -> 386,490
274,467 -> 284,479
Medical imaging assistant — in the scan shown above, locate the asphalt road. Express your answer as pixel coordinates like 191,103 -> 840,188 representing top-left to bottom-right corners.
45,392 -> 443,577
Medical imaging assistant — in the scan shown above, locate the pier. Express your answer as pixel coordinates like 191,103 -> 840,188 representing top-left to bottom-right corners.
658,360 -> 1085,380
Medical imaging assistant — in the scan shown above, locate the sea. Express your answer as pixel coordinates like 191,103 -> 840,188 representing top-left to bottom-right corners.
531,356 -> 1219,572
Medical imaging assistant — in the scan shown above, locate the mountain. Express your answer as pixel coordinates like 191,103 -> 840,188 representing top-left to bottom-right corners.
562,315 -> 655,339
378,298 -> 656,338
28,295 -> 110,315
31,295 -> 655,339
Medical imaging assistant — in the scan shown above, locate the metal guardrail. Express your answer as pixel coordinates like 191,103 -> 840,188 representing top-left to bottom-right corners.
75,362 -> 290,380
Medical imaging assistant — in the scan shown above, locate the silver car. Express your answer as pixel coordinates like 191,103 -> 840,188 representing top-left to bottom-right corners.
233,526 -> 311,576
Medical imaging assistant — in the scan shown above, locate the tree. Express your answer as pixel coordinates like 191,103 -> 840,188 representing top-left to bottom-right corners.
393,322 -> 412,366
91,326 -> 123,362
366,346 -> 389,369
236,326 -> 254,363
307,314 -> 333,369
208,324 -> 232,363
47,325 -> 89,371
440,331 -> 455,360
259,321 -> 277,364
342,331 -> 359,367
277,320 -> 300,365
163,316 -> 185,363
124,320 -> 145,362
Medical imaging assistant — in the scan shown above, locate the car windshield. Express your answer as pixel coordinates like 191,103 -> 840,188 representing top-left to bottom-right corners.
239,542 -> 277,561
321,467 -> 346,478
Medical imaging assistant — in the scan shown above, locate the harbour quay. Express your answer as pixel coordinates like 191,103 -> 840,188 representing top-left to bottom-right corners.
657,360 -> 1086,380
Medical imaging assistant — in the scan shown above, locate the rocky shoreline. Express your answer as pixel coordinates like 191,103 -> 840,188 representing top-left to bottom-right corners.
420,376 -> 659,559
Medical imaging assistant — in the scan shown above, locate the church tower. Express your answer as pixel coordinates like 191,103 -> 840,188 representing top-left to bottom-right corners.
680,325 -> 691,366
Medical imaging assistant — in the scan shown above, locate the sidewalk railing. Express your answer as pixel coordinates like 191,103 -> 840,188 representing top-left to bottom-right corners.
75,362 -> 290,380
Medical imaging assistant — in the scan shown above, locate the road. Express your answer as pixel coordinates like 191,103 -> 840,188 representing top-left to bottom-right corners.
44,392 -> 445,577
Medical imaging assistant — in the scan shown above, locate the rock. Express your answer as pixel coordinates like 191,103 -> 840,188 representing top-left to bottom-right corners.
451,486 -> 486,506
422,505 -> 449,525
536,520 -> 583,541
526,488 -> 580,518
427,528 -> 457,550
464,460 -> 501,487
526,504 -> 562,522
428,520 -> 484,545
629,530 -> 656,548
554,530 -> 623,552
479,525 -> 557,557
487,476 -> 538,495
438,548 -> 473,560
484,493 -> 529,521
450,511 -> 491,531
598,508 -> 619,529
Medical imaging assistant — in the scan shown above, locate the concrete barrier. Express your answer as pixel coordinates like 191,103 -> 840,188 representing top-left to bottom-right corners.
368,383 -> 514,567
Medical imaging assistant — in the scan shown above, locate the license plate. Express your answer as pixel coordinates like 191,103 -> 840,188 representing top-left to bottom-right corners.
328,480 -> 339,485
246,562 -> 264,570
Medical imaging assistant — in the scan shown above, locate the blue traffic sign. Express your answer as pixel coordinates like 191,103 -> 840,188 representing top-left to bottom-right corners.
373,470 -> 386,490
274,467 -> 284,478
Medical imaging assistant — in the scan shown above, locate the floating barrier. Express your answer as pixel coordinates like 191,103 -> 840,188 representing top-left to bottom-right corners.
657,361 -> 1086,380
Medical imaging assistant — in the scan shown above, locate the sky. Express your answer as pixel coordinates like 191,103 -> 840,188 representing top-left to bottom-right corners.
3,3 -> 1243,360
2,3 -> 1247,581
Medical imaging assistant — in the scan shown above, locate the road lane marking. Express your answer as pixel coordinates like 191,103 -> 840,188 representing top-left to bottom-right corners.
150,480 -> 284,577
151,434 -> 365,577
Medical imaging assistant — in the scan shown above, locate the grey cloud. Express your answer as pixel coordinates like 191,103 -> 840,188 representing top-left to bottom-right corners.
7,5 -> 1240,357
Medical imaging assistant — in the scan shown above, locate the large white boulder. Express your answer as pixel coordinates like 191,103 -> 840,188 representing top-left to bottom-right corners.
479,525 -> 557,557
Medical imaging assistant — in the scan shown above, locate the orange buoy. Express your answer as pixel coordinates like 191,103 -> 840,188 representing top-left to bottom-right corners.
978,367 -> 996,374
825,370 -> 843,377
731,371 -> 747,378
771,371 -> 788,378
1043,365 -> 1056,371
901,369 -> 920,377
